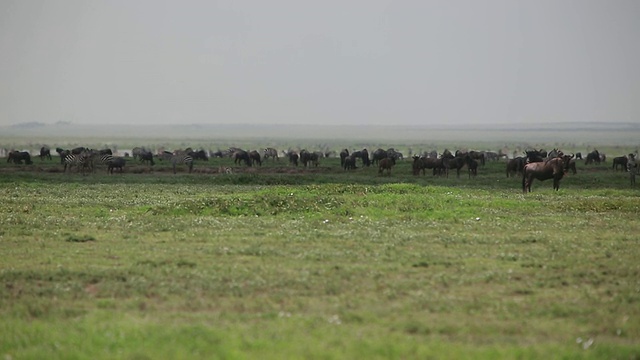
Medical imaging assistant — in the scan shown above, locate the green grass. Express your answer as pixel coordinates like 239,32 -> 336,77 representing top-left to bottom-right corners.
1,154 -> 639,359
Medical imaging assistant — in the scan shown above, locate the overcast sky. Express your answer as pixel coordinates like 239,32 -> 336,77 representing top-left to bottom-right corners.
1,0 -> 639,127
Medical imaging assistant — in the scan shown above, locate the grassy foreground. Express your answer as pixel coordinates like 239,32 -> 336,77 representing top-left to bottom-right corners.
1,159 -> 639,359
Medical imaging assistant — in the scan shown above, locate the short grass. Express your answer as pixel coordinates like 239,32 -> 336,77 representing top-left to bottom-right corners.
1,155 -> 639,359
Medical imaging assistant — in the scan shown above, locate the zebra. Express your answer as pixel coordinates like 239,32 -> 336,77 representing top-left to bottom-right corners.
172,154 -> 194,174
263,147 -> 279,161
90,153 -> 116,173
63,152 -> 92,175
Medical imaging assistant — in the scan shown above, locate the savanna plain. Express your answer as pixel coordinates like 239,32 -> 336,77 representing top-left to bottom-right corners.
1,133 -> 639,359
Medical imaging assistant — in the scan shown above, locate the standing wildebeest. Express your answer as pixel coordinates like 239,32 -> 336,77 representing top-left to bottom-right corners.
445,156 -> 466,178
299,150 -> 319,167
39,146 -> 52,161
287,151 -> 299,166
350,149 -> 371,167
585,150 -> 601,165
506,157 -> 525,178
343,155 -> 357,170
378,157 -> 394,176
139,151 -> 155,166
108,157 -> 126,174
612,156 -> 628,171
249,150 -> 262,166
522,157 -> 566,193
233,150 -> 252,166
7,151 -> 33,165
339,149 -> 350,168
189,150 -> 208,161
466,156 -> 478,178
55,148 -> 69,164
412,156 -> 426,176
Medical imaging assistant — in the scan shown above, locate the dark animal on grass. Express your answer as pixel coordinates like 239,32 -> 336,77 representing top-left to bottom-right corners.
288,151 -> 299,166
299,149 -> 319,167
40,146 -> 52,161
525,149 -> 544,163
249,150 -> 262,166
612,156 -> 628,171
344,155 -> 357,170
339,149 -> 350,167
445,156 -> 466,178
468,151 -> 485,166
71,147 -> 86,155
522,157 -> 566,193
98,148 -> 113,155
233,150 -> 252,167
139,151 -> 155,166
56,148 -> 69,164
7,151 -> 33,165
350,149 -> 371,167
189,149 -> 208,161
108,157 -> 126,174
378,157 -> 394,176
506,157 -> 525,178
575,152 -> 582,160
412,156 -> 426,176
371,148 -> 387,166
466,156 -> 478,179
585,150 -> 600,165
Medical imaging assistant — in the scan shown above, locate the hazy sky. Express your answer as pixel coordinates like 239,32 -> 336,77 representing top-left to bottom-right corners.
1,0 -> 639,127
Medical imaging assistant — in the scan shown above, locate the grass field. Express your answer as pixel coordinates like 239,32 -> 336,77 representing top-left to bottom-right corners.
1,149 -> 639,359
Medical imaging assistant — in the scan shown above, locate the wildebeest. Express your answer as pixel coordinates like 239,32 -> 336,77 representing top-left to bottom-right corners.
189,149 -> 208,161
585,150 -> 600,165
350,149 -> 371,167
233,150 -> 252,166
339,149 -> 350,167
39,146 -> 52,161
378,157 -> 394,175
466,156 -> 478,178
299,150 -> 319,167
139,151 -> 155,166
445,156 -> 466,178
287,151 -> 299,166
506,157 -> 525,178
108,157 -> 126,174
343,155 -> 357,170
56,147 -> 69,164
612,156 -> 628,171
7,151 -> 33,165
249,150 -> 262,166
522,157 -> 566,193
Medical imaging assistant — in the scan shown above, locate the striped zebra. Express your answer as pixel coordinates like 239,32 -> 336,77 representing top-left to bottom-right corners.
91,153 -> 116,173
263,147 -> 279,161
172,154 -> 194,174
63,152 -> 91,175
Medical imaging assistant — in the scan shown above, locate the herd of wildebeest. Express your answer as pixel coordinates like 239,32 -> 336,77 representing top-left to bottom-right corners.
3,145 -> 639,192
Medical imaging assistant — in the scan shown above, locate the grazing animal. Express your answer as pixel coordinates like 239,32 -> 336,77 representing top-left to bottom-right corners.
287,151 -> 299,166
63,152 -> 91,175
339,149 -> 350,167
55,148 -> 69,164
378,157 -> 394,175
506,157 -> 525,178
249,150 -> 262,166
39,146 -> 52,161
138,151 -> 155,166
585,150 -> 601,165
7,151 -> 33,165
612,156 -> 628,171
189,149 -> 208,161
412,156 -> 426,176
522,157 -> 566,193
466,156 -> 478,178
172,154 -> 194,174
233,150 -> 252,167
445,156 -> 466,178
263,148 -> 279,161
108,157 -> 126,174
343,155 -> 358,170
299,150 -> 319,167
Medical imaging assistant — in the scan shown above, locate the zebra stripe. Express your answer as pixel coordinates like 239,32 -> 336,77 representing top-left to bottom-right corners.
172,155 -> 194,174
63,154 -> 91,175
